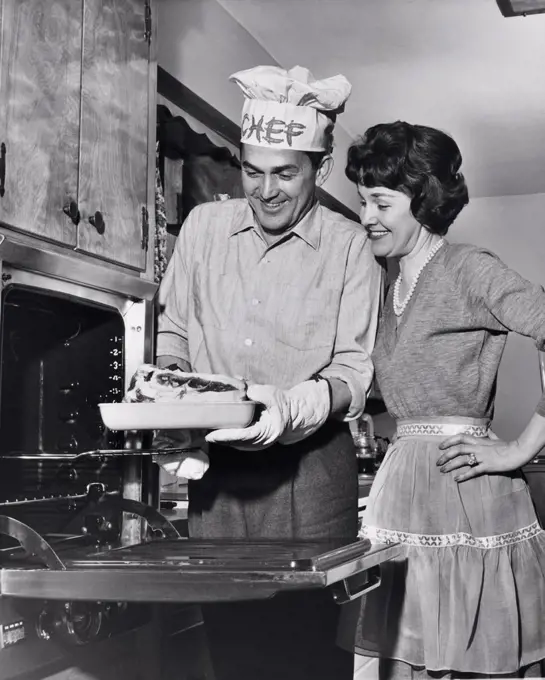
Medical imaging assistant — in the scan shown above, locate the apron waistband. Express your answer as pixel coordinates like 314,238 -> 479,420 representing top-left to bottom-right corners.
395,416 -> 490,439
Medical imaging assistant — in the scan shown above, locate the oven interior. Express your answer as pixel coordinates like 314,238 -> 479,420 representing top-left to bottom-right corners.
0,281 -> 164,675
0,285 -> 126,547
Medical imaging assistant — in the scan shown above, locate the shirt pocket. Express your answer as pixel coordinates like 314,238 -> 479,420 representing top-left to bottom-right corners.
275,290 -> 337,351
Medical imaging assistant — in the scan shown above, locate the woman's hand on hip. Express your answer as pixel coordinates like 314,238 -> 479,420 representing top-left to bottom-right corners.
436,434 -> 528,482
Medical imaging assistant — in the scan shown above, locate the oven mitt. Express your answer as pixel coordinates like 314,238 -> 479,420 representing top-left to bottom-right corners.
205,384 -> 291,451
205,379 -> 331,451
278,377 -> 331,445
152,428 -> 209,480
152,449 -> 209,480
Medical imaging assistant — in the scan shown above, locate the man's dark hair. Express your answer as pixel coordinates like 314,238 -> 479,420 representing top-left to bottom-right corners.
306,120 -> 335,170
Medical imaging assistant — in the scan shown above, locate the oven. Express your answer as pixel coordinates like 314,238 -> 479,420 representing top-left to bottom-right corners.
0,233 -> 400,679
0,233 -> 158,679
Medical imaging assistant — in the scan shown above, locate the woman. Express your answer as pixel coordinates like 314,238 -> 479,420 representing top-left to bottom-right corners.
344,121 -> 545,678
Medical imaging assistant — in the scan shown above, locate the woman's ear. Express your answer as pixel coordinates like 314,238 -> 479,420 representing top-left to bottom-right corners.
316,155 -> 334,187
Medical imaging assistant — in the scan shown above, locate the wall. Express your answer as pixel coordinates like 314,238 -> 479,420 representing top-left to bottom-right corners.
448,193 -> 545,441
157,0 -> 360,213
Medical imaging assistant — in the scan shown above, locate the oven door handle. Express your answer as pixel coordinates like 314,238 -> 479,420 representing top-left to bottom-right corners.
0,516 -> 65,570
330,565 -> 382,604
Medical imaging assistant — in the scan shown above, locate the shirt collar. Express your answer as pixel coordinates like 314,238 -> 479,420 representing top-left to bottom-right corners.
229,200 -> 322,250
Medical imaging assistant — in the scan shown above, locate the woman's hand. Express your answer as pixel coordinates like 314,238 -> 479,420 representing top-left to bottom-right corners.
436,434 -> 529,482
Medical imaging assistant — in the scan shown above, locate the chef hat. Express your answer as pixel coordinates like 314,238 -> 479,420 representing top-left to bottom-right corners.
230,65 -> 352,152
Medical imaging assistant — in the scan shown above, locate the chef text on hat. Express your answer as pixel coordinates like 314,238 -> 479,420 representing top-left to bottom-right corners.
230,65 -> 352,153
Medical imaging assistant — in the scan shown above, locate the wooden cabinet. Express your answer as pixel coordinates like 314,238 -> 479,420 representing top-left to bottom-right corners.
0,0 -> 153,271
76,0 -> 152,269
0,1 -> 81,248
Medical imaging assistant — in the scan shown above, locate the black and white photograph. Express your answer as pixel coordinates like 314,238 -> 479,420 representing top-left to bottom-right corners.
0,1 -> 544,678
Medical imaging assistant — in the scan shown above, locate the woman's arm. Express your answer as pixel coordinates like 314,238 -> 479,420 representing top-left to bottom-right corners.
438,247 -> 545,481
437,411 -> 545,482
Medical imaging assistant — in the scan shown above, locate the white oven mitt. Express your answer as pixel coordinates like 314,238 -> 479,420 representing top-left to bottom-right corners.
152,428 -> 209,480
205,384 -> 291,451
279,378 -> 332,445
205,379 -> 331,451
152,449 -> 209,480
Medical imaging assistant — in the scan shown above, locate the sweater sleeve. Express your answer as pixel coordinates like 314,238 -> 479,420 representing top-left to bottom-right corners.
455,247 -> 545,416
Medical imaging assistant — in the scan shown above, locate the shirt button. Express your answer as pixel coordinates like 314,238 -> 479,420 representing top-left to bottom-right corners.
251,298 -> 260,306
244,338 -> 253,347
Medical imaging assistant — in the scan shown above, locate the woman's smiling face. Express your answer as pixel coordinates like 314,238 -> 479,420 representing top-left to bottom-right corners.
358,185 -> 424,258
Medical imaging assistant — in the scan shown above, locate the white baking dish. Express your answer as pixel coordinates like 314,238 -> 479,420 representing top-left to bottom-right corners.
99,401 -> 256,431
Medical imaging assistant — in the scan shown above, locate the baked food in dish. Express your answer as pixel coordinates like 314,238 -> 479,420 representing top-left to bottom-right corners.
124,364 -> 247,404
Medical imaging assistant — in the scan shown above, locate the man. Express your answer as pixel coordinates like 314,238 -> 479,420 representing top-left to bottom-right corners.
156,65 -> 382,680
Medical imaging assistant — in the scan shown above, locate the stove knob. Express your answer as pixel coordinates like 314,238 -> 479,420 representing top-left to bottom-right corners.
36,603 -> 104,646
36,609 -> 53,641
63,602 -> 103,645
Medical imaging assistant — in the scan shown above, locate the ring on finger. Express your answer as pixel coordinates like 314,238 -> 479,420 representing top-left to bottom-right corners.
467,453 -> 478,467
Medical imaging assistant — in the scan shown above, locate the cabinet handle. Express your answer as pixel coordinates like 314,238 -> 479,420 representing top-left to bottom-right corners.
141,206 -> 149,251
62,200 -> 80,225
0,142 -> 6,198
144,0 -> 152,44
89,211 -> 105,235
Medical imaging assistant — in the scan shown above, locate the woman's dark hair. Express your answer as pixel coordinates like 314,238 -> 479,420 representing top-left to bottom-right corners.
345,121 -> 469,235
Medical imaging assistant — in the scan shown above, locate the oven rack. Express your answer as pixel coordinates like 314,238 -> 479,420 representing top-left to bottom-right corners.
0,447 -> 200,461
0,489 -> 119,508
0,495 -> 181,566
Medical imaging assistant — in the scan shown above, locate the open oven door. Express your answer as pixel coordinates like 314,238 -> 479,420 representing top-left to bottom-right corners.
0,506 -> 400,606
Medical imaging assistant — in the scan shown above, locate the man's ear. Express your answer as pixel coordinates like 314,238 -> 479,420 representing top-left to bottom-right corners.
316,155 -> 333,187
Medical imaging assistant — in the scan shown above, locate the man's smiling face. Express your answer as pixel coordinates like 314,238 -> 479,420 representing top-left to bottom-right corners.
241,144 -> 320,236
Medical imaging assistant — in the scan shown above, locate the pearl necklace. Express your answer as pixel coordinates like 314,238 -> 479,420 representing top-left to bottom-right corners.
393,239 -> 445,316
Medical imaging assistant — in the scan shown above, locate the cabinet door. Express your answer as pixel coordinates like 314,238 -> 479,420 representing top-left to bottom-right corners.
0,0 -> 82,245
77,0 -> 150,270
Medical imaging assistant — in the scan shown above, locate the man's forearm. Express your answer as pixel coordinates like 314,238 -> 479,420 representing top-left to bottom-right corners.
320,363 -> 371,421
156,355 -> 192,372
327,377 -> 352,418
